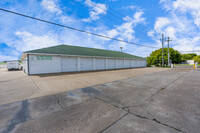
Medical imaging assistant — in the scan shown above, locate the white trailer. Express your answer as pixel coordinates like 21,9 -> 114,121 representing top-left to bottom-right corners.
6,61 -> 22,71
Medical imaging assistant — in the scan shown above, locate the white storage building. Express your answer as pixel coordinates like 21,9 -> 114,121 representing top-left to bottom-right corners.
20,44 -> 146,75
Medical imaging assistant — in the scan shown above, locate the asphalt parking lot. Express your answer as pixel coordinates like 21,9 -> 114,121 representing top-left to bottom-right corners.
0,68 -> 200,133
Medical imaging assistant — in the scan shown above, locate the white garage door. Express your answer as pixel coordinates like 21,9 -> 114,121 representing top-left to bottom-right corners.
142,60 -> 146,67
124,60 -> 131,68
107,59 -> 116,69
96,58 -> 106,70
131,60 -> 137,68
141,60 -> 144,67
61,57 -> 77,72
29,55 -> 61,74
137,60 -> 142,67
81,58 -> 93,71
116,59 -> 124,69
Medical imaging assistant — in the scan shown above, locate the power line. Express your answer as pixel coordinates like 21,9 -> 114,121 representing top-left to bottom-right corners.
79,0 -> 149,36
0,8 -> 159,48
84,0 -> 122,21
94,0 -> 160,40
179,50 -> 200,53
71,0 -> 118,23
42,0 -> 149,40
41,2 -> 61,11
95,0 -> 150,31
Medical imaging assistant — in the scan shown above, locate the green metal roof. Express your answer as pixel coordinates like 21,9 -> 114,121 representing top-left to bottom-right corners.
25,44 -> 144,59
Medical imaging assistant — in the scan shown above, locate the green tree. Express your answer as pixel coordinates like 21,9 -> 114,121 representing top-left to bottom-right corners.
193,55 -> 200,64
181,53 -> 197,60
147,48 -> 182,66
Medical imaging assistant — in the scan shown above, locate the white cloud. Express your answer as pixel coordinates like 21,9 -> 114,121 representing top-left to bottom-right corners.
172,0 -> 200,27
173,37 -> 200,51
161,0 -> 200,28
82,0 -> 107,22
0,54 -> 18,61
14,31 -> 59,51
107,29 -> 119,38
148,0 -> 200,54
122,5 -> 136,10
172,0 -> 200,12
165,26 -> 176,39
154,17 -> 170,32
41,0 -> 62,14
0,0 -> 119,61
192,11 -> 200,27
116,11 -> 145,41
122,5 -> 142,11
133,11 -> 145,23
106,11 -> 147,50
147,30 -> 155,38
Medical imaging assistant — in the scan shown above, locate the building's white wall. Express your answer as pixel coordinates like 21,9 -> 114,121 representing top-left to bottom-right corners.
77,58 -> 81,71
107,59 -> 116,69
22,57 -> 28,73
143,60 -> 147,67
61,57 -> 77,72
124,60 -> 131,68
29,55 -> 61,74
135,60 -> 146,67
80,58 -> 93,71
116,59 -> 124,69
131,60 -> 137,67
27,54 -> 146,74
136,60 -> 140,67
96,58 -> 106,70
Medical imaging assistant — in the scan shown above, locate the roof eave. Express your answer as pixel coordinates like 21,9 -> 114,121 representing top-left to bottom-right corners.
24,52 -> 145,60
20,53 -> 27,60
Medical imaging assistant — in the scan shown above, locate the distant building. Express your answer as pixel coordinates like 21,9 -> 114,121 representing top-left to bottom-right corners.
20,44 -> 146,75
186,60 -> 195,65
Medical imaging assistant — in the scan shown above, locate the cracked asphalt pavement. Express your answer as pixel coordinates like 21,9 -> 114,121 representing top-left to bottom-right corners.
0,68 -> 200,133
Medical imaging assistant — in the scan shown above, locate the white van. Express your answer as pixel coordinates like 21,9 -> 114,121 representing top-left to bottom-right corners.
6,61 -> 22,71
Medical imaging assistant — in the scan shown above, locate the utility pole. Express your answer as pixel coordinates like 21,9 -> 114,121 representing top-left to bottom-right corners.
166,37 -> 172,66
162,34 -> 164,67
120,47 -> 123,52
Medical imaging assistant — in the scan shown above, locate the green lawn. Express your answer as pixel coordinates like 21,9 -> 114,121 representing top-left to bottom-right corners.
0,62 -> 6,65
175,64 -> 194,66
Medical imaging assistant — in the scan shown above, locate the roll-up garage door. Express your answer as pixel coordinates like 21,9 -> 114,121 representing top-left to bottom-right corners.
124,60 -> 131,68
29,55 -> 61,74
107,59 -> 116,69
96,58 -> 106,70
135,60 -> 139,67
81,58 -> 93,71
131,60 -> 137,68
116,59 -> 124,69
61,57 -> 77,72
142,60 -> 146,67
137,60 -> 142,67
141,60 -> 144,67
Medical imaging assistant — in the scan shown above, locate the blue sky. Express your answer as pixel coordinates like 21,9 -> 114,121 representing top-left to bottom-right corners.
0,0 -> 200,61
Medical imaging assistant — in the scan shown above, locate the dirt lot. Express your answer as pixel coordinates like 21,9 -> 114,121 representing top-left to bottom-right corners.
0,67 -> 167,105
0,68 -> 200,133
